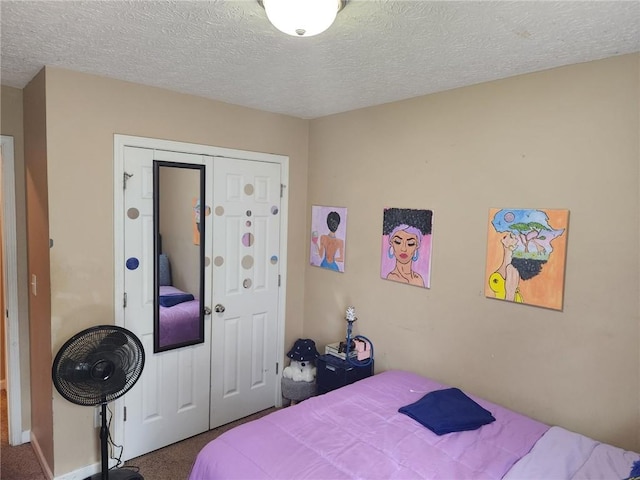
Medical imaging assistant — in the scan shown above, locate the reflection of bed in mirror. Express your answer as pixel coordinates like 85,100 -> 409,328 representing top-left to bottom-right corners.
157,253 -> 201,349
158,285 -> 200,348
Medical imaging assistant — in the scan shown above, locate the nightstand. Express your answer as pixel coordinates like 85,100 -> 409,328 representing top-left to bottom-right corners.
316,354 -> 374,394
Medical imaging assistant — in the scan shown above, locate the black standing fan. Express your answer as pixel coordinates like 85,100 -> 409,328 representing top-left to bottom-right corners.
52,325 -> 145,480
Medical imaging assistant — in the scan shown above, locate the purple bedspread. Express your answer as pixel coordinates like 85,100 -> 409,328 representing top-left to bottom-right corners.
189,370 -> 549,479
158,286 -> 200,347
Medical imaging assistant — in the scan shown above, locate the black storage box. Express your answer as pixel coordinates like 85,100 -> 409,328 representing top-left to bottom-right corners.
316,353 -> 374,395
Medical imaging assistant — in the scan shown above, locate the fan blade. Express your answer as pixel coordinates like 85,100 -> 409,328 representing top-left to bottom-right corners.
59,358 -> 91,383
102,368 -> 127,396
100,331 -> 128,347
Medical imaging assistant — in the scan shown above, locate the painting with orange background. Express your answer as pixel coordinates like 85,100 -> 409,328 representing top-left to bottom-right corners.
485,208 -> 569,310
192,198 -> 210,245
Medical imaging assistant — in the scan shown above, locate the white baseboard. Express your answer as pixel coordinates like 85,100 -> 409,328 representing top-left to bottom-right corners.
30,427 -> 118,479
53,459 -> 120,480
52,454 -> 118,479
54,461 -> 102,480
27,432 -> 121,480
21,428 -> 31,445
30,432 -> 54,480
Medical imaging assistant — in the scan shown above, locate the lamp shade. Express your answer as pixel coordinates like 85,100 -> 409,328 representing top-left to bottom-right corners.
262,0 -> 343,37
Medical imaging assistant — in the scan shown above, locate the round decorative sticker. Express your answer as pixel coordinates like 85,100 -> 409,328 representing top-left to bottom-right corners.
127,208 -> 140,220
215,206 -> 225,216
270,255 -> 278,264
244,184 -> 254,195
214,256 -> 224,267
241,255 -> 254,269
242,232 -> 254,247
205,256 -> 211,267
243,278 -> 253,289
246,220 -> 252,227
246,210 -> 252,217
271,206 -> 279,215
126,257 -> 140,270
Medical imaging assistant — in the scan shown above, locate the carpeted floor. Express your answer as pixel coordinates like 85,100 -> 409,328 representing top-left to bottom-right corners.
0,389 -> 47,480
123,407 -> 276,479
1,389 -> 276,480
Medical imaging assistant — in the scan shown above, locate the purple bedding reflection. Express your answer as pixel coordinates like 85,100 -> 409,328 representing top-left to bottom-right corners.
158,286 -> 200,348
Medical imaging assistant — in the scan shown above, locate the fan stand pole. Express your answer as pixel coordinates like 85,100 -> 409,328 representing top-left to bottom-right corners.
86,402 -> 144,480
85,402 -> 110,480
100,402 -> 109,480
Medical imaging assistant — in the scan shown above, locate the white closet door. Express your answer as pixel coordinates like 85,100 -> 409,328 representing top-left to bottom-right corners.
209,157 -> 281,428
122,146 -> 212,459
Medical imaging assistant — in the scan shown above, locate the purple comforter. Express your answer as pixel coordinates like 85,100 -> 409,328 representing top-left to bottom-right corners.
189,370 -> 548,479
158,286 -> 200,348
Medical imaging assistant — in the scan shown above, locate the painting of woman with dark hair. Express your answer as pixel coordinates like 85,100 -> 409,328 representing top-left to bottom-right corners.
310,206 -> 347,272
381,208 -> 433,288
485,208 -> 569,310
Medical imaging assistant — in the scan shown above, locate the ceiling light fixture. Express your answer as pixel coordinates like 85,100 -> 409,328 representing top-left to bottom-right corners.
258,0 -> 346,37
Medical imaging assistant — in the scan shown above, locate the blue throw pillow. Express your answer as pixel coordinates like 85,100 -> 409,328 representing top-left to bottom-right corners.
398,387 -> 496,435
159,293 -> 194,307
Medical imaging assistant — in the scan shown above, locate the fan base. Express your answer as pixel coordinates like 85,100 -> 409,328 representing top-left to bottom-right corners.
84,469 -> 143,480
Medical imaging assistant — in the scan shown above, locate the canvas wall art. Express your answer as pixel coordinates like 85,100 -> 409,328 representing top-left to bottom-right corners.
380,207 -> 433,288
485,208 -> 569,310
192,197 -> 201,245
192,198 -> 210,246
310,205 -> 347,272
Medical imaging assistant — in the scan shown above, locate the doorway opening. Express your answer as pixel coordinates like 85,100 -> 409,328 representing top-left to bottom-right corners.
1,135 -> 25,446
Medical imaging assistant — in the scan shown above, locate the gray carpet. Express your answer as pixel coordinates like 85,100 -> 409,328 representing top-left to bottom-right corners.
123,407 -> 276,479
0,389 -> 47,480
1,389 -> 276,480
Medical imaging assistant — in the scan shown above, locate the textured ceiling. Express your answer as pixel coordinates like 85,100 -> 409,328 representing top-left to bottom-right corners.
1,1 -> 639,119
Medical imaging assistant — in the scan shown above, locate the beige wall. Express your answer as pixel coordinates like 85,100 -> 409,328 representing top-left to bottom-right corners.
0,201 -> 3,384
38,67 -> 309,476
12,52 -> 640,476
305,53 -> 640,451
23,70 -> 55,473
0,85 -> 32,433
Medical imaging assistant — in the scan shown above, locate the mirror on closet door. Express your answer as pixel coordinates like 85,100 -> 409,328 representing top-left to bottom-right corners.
153,161 -> 206,353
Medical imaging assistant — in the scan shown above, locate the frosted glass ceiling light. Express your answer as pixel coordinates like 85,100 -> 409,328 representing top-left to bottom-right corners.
259,0 -> 346,37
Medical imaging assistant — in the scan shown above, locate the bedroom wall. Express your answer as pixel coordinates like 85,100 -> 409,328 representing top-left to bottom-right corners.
304,53 -> 640,451
30,67 -> 309,477
0,85 -> 32,434
23,70 -> 55,474
15,53 -> 639,475
0,213 -> 4,386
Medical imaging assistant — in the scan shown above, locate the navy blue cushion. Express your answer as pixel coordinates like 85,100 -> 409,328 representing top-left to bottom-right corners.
159,293 -> 194,307
398,387 -> 496,435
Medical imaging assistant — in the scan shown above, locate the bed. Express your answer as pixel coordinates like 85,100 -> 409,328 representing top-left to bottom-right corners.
189,370 -> 639,479
157,253 -> 201,348
158,285 -> 200,348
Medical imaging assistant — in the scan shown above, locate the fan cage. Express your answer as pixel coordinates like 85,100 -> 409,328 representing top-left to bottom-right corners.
52,325 -> 145,406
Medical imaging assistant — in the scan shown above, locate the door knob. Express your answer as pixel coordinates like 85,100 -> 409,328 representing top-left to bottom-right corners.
204,306 -> 212,315
214,304 -> 226,313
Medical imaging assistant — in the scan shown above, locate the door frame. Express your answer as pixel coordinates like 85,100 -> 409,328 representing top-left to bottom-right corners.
1,135 -> 24,445
112,134 -> 288,450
